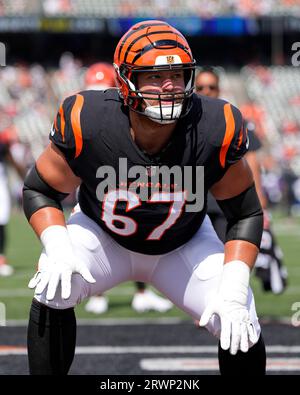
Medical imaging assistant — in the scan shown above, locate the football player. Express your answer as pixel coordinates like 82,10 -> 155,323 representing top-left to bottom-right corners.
0,127 -> 26,276
23,21 -> 266,375
84,62 -> 173,314
0,140 -> 13,276
195,67 -> 287,295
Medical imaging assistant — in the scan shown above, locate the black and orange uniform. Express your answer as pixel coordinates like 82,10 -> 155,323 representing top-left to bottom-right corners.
50,89 -> 248,254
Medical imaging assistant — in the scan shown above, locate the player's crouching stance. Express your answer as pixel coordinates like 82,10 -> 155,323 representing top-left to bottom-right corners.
23,20 -> 266,375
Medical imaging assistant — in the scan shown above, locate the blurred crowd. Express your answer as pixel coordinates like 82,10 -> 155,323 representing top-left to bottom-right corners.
0,52 -> 300,215
0,0 -> 299,17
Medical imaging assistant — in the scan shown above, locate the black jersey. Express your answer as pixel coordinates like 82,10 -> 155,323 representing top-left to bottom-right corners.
50,89 -> 248,254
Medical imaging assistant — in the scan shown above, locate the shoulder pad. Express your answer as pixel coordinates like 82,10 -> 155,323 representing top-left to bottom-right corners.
200,96 -> 247,168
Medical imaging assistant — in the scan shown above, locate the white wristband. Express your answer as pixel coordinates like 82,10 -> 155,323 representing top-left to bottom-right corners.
40,225 -> 72,257
219,260 -> 250,306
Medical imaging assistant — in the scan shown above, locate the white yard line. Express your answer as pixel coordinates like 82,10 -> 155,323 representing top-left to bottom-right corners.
1,345 -> 300,356
3,315 -> 296,327
140,357 -> 300,372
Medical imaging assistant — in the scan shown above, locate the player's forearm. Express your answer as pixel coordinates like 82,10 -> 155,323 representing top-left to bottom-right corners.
224,239 -> 259,270
29,207 -> 67,238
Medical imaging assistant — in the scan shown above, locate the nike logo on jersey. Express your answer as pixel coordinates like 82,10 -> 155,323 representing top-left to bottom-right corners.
246,135 -> 249,150
50,123 -> 55,136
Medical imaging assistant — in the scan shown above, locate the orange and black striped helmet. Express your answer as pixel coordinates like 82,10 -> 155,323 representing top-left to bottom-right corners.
113,20 -> 196,122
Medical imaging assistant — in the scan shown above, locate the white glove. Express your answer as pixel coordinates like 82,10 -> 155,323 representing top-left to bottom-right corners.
28,225 -> 96,300
199,260 -> 258,355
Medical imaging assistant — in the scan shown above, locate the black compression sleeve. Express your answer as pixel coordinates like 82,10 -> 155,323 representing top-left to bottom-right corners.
218,334 -> 266,376
28,299 -> 76,375
217,184 -> 263,248
23,165 -> 69,221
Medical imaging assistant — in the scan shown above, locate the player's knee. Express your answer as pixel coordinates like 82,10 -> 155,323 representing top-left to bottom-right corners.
66,220 -> 103,253
194,253 -> 224,282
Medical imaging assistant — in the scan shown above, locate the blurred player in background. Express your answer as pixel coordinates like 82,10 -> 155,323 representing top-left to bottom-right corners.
84,62 -> 173,314
195,67 -> 287,294
0,119 -> 26,276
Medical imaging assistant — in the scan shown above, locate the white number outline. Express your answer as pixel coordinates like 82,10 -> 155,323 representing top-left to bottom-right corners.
101,189 -> 141,236
101,189 -> 187,240
146,191 -> 187,240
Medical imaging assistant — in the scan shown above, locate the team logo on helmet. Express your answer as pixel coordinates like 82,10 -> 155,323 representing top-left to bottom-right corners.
166,56 -> 175,64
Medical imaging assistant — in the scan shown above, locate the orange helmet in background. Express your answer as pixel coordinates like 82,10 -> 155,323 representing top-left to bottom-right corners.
85,62 -> 115,90
113,20 -> 196,123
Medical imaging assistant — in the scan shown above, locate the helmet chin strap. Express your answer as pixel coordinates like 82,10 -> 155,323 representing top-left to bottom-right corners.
144,102 -> 183,124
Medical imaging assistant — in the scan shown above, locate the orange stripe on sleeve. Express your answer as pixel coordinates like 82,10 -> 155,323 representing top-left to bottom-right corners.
70,94 -> 84,158
219,103 -> 236,168
59,105 -> 65,142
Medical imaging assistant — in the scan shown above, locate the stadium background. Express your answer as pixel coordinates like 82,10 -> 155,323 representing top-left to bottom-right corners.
0,0 -> 299,375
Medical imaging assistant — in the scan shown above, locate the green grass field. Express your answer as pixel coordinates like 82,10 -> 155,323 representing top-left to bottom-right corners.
0,211 -> 299,321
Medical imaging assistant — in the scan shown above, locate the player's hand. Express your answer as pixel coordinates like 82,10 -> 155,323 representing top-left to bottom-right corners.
199,260 -> 258,355
199,295 -> 258,355
28,225 -> 95,300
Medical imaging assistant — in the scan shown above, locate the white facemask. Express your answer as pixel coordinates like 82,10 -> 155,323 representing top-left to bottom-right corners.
144,103 -> 182,124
